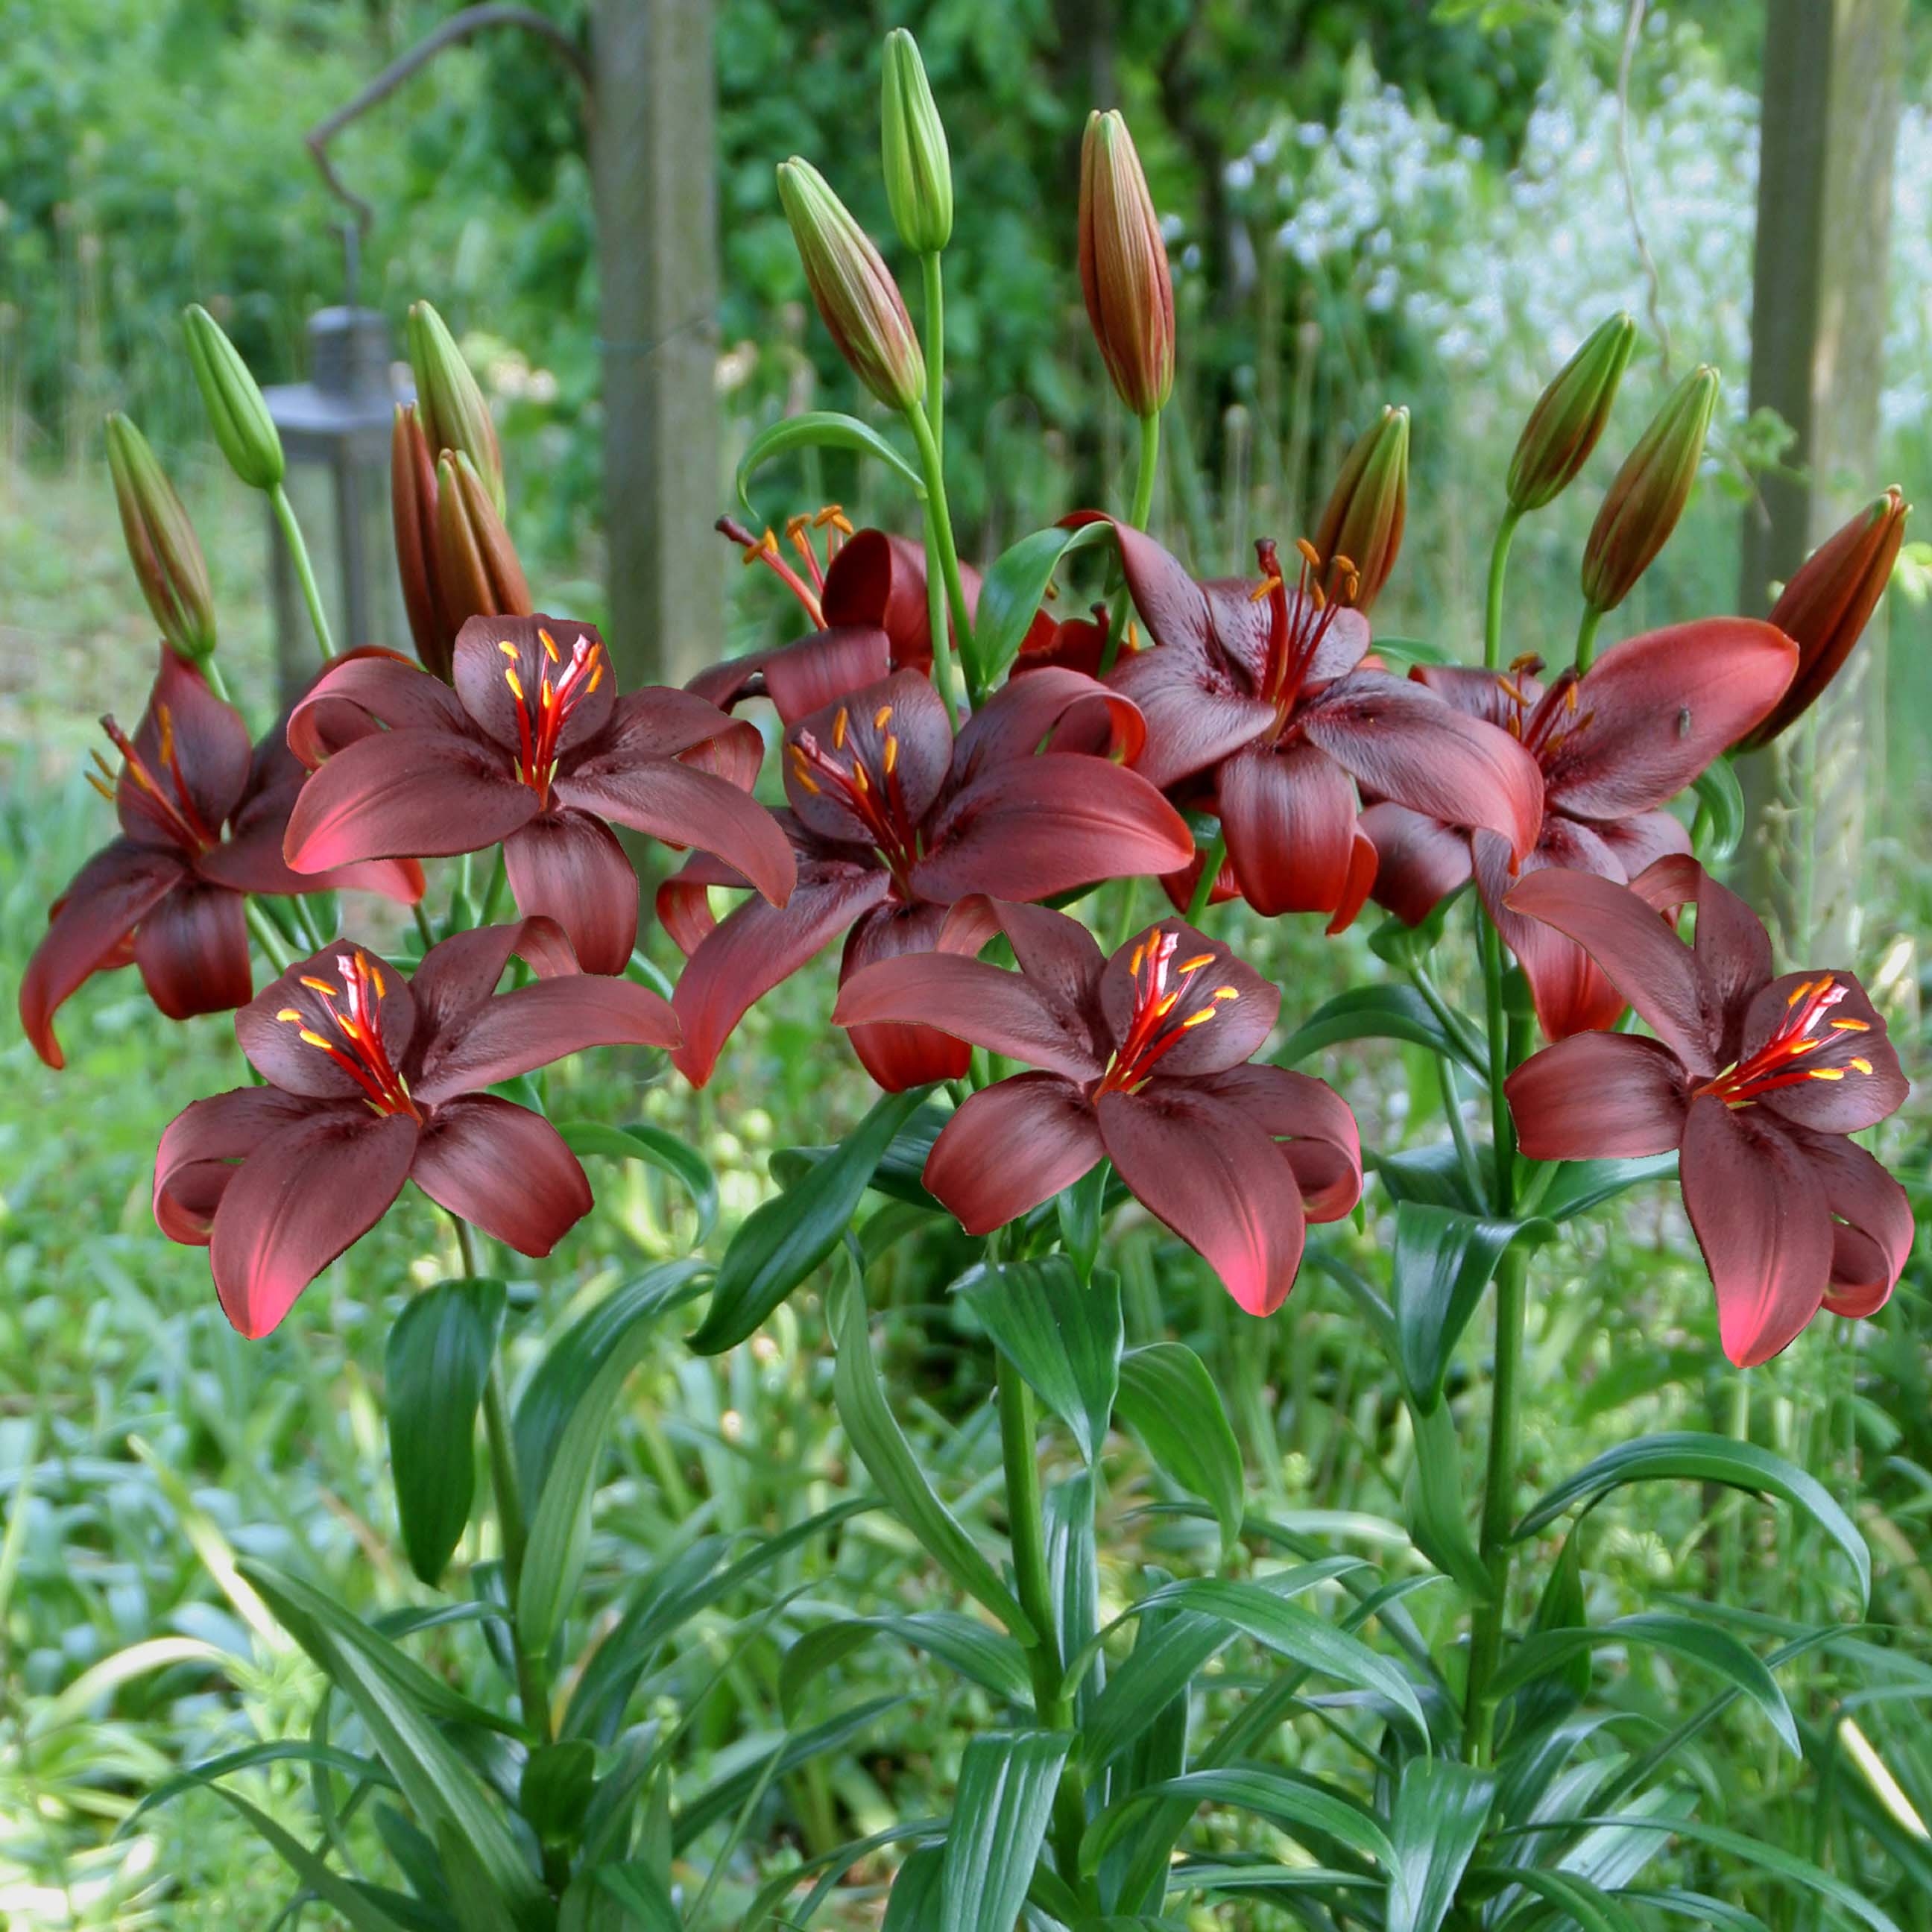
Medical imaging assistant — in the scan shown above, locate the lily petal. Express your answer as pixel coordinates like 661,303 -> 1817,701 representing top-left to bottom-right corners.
1475,818 -> 1629,1041
838,902 -> 974,1091
590,686 -> 768,785
135,879 -> 251,1020
1796,1128 -> 1914,1319
407,918 -> 582,1046
154,1085 -> 329,1243
951,665 -> 1146,775
1742,971 -> 1907,1134
1106,640 -> 1275,791
687,626 -> 894,727
502,809 -> 640,976
411,1094 -> 594,1255
1181,1063 -> 1363,1221
1098,1085 -> 1309,1315
784,669 -> 953,844
1360,801 -> 1473,926
209,1110 -> 420,1337
236,942 -> 418,1100
452,614 -> 616,758
1098,918 -> 1280,1077
122,648 -> 253,839
923,1073 -> 1105,1232
1218,738 -> 1357,918
1506,1031 -> 1692,1159
285,648 -> 473,766
1680,1094 -> 1833,1368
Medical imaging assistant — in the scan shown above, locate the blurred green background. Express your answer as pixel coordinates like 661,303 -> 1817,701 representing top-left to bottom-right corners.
3,1 -> 1931,1925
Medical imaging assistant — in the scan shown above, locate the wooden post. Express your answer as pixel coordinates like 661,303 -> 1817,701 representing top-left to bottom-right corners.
1736,0 -> 1902,956
591,0 -> 722,690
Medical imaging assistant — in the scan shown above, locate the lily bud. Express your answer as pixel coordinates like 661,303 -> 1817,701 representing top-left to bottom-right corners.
1507,311 -> 1637,514
391,405 -> 456,678
406,300 -> 505,517
104,413 -> 217,661
1078,110 -> 1175,419
180,304 -> 284,491
1580,363 -> 1719,613
777,159 -> 926,413
1737,486 -> 1908,751
1313,405 -> 1409,612
881,29 -> 951,254
435,450 -> 533,642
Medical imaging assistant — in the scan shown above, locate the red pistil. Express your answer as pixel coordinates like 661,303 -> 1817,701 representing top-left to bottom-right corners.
500,627 -> 604,809
278,951 -> 421,1120
789,700 -> 921,891
1696,975 -> 1872,1107
1093,931 -> 1240,1096
1253,536 -> 1360,727
93,707 -> 216,853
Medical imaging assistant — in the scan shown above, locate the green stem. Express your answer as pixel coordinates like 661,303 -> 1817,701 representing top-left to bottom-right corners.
904,403 -> 970,721
478,847 -> 508,926
995,1351 -> 1089,1895
921,251 -> 945,470
1436,1055 -> 1485,1206
411,900 -> 437,950
244,900 -> 292,975
271,482 -> 337,661
1185,834 -> 1226,921
1096,412 -> 1161,678
1483,510 -> 1521,671
1573,602 -> 1605,673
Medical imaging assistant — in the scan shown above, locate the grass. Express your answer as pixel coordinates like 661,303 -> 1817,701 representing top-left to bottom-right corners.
2,446 -> 1931,1927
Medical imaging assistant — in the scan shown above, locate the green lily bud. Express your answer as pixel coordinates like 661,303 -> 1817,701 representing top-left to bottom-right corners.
1580,363 -> 1719,613
104,413 -> 217,661
777,158 -> 926,413
180,304 -> 284,492
406,300 -> 505,518
1507,311 -> 1637,514
881,28 -> 951,254
1313,404 -> 1409,613
435,449 -> 532,636
1078,110 -> 1174,419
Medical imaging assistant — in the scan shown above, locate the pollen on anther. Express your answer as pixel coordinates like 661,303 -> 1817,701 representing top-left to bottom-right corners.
1851,1056 -> 1874,1075
1294,537 -> 1322,569
1808,1067 -> 1846,1081
1212,986 -> 1239,1002
505,667 -> 525,702
276,1007 -> 303,1023
85,771 -> 115,801
1181,1008 -> 1216,1029
1177,953 -> 1216,973
499,640 -> 519,659
883,734 -> 899,774
1248,575 -> 1284,604
539,628 -> 561,662
873,704 -> 893,729
1831,1017 -> 1871,1032
833,707 -> 850,750
297,1029 -> 335,1051
300,976 -> 338,994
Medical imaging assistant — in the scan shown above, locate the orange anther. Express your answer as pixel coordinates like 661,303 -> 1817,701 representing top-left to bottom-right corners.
298,1029 -> 335,1051
1248,575 -> 1284,604
300,976 -> 338,994
1176,953 -> 1216,973
1807,1067 -> 1846,1081
85,771 -> 114,801
874,704 -> 893,729
883,734 -> 899,774
833,707 -> 850,750
1830,1017 -> 1870,1032
276,1008 -> 303,1023
1212,986 -> 1239,1002
505,666 -> 525,702
1294,537 -> 1322,569
539,628 -> 561,662
1851,1056 -> 1874,1075
1181,1008 -> 1217,1029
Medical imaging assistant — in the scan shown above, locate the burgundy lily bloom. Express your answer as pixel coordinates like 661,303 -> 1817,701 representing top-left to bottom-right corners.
658,666 -> 1192,1088
1503,859 -> 1910,1367
1082,519 -> 1542,929
21,647 -> 423,1069
282,615 -> 794,975
1363,620 -> 1796,1038
833,900 -> 1363,1314
155,919 -> 679,1338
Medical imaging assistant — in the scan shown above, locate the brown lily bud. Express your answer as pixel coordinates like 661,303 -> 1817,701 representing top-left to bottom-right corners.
1507,311 -> 1637,514
1313,405 -> 1409,613
1737,486 -> 1908,751
1580,364 -> 1719,613
391,404 -> 457,678
435,450 -> 532,645
1078,110 -> 1175,419
777,159 -> 926,413
407,300 -> 505,517
105,413 -> 217,660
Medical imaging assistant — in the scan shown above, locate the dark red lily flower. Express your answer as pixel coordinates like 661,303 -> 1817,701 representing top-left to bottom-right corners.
658,666 -> 1192,1088
1080,518 -> 1543,930
282,615 -> 794,976
833,900 -> 1362,1314
155,919 -> 679,1338
21,647 -> 423,1069
1504,858 -> 1910,1367
1363,620 -> 1796,1038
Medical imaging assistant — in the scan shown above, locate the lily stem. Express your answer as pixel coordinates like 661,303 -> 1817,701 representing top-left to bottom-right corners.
1573,602 -> 1605,673
995,1347 -> 1090,1896
271,482 -> 338,662
478,847 -> 508,926
905,402 -> 970,724
1096,411 -> 1161,678
1184,834 -> 1226,921
244,900 -> 292,975
1483,510 -> 1520,671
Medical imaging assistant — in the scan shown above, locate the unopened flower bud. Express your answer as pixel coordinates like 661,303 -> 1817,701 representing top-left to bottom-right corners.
1078,110 -> 1174,419
1738,486 -> 1908,751
1507,311 -> 1636,514
406,300 -> 505,517
881,29 -> 951,255
105,413 -> 217,660
1580,364 -> 1719,613
180,304 -> 284,491
435,450 -> 532,640
392,405 -> 456,678
1313,405 -> 1408,612
777,159 -> 925,413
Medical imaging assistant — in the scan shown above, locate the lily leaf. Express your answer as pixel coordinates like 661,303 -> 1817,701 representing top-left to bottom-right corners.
736,410 -> 924,510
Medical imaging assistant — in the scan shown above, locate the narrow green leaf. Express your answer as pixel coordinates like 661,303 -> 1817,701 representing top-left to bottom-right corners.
768,1101 -> 947,1210
120,1741 -> 394,1836
959,1257 -> 1123,1465
693,1085 -> 931,1354
1405,1400 -> 1491,1600
1278,985 -> 1486,1079
1538,1153 -> 1677,1222
201,1783 -> 416,1931
385,1278 -> 504,1586
1369,1141 -> 1488,1213
780,1611 -> 1032,1722
438,1820 -> 521,1932
1392,1205 -> 1547,1412
972,522 -> 1110,683
1080,1616 -> 1228,1772
1082,1766 -> 1397,1875
939,1730 -> 1072,1932
593,1860 -> 684,1931
521,1739 -> 597,1843
1480,1864 -> 1640,1932
883,1847 -> 947,1930
828,1272 -> 1034,1641
672,1698 -> 897,1849
1116,1343 -> 1243,1557
736,409 -> 925,508
1512,1432 -> 1869,1608
517,1261 -> 711,1653
1387,1758 -> 1494,1932
559,1120 -> 718,1243
1486,1611 -> 1799,1754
